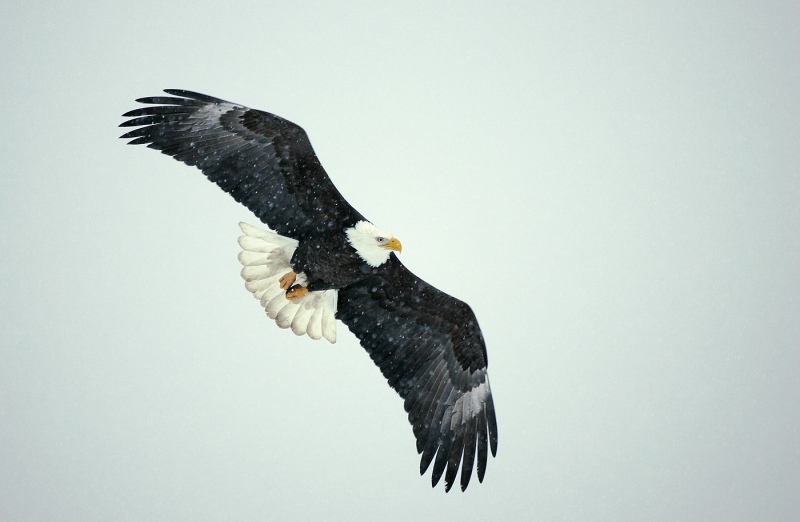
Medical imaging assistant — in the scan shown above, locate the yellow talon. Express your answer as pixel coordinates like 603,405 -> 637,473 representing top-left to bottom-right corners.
279,271 -> 297,290
286,284 -> 308,301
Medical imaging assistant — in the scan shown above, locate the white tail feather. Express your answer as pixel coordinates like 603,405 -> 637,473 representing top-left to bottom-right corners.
237,222 -> 337,343
238,250 -> 269,266
307,305 -> 324,340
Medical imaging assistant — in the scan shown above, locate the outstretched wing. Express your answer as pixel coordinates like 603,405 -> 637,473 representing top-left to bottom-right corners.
120,89 -> 364,240
336,255 -> 498,492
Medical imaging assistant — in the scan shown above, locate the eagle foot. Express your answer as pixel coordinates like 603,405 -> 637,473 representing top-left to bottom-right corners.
279,271 -> 297,290
286,284 -> 308,301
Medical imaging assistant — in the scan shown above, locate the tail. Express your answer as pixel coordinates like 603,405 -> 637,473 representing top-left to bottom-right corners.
237,222 -> 338,343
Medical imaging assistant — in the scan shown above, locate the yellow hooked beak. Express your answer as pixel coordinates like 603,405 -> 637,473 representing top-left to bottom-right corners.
384,237 -> 403,253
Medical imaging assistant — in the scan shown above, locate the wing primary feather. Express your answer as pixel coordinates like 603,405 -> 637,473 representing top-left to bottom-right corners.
121,105 -> 190,118
431,433 -> 454,490
428,386 -> 460,490
419,443 -> 437,477
125,136 -> 152,146
134,95 -> 195,106
416,359 -> 449,465
486,393 -> 499,457
476,408 -> 488,483
163,88 -> 229,104
119,115 -> 170,127
459,414 -> 477,491
444,427 -> 465,493
119,126 -> 153,140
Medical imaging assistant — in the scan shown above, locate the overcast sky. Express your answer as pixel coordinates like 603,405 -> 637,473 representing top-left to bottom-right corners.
2,1 -> 798,520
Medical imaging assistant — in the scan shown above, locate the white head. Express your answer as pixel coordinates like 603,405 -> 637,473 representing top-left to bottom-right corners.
345,220 -> 402,267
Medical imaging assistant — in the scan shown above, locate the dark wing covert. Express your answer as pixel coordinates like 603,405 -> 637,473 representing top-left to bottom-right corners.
120,89 -> 364,240
337,255 -> 498,492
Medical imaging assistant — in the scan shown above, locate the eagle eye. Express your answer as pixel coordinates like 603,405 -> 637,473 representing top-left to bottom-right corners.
376,236 -> 385,243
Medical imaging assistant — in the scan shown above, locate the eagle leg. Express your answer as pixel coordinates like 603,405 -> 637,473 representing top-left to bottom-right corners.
286,284 -> 308,301
279,271 -> 297,290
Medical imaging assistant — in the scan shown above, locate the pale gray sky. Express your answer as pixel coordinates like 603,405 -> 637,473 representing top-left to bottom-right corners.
2,1 -> 799,520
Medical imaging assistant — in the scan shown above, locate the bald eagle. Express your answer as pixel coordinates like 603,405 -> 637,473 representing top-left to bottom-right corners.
120,90 -> 498,492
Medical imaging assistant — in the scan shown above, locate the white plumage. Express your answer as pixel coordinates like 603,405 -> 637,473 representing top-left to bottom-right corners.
237,222 -> 338,343
345,220 -> 396,267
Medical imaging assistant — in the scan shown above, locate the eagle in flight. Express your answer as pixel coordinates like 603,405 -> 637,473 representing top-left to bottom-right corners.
120,90 -> 498,492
